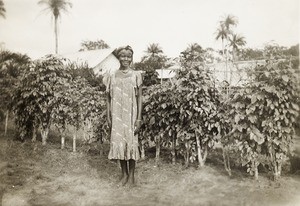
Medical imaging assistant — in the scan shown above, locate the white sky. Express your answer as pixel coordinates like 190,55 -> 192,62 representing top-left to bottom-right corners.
0,0 -> 299,61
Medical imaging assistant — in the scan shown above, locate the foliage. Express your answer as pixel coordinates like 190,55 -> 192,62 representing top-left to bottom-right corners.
285,44 -> 299,57
226,60 -> 299,179
12,55 -> 71,141
134,61 -> 159,87
174,65 -> 221,166
11,54 -> 108,145
141,82 -> 177,144
228,33 -> 246,61
145,43 -> 163,57
79,39 -> 110,51
67,62 -> 105,90
141,62 -> 221,167
52,76 -> 106,143
239,48 -> 264,61
135,43 -> 171,87
0,0 -> 5,18
180,43 -> 205,69
0,50 -> 31,111
263,42 -> 285,60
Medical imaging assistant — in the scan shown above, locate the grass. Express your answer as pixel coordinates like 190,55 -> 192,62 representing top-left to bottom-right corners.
0,127 -> 300,206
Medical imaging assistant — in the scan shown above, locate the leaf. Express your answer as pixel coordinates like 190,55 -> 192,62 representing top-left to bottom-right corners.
248,115 -> 257,124
291,103 -> 299,111
234,115 -> 240,124
250,127 -> 264,145
282,75 -> 289,82
150,116 -> 156,125
251,96 -> 257,104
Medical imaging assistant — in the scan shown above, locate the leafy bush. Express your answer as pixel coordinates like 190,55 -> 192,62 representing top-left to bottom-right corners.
140,64 -> 221,167
12,55 -> 107,145
226,60 -> 299,179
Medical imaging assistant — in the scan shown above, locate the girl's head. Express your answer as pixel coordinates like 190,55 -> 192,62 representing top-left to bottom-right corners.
113,46 -> 133,69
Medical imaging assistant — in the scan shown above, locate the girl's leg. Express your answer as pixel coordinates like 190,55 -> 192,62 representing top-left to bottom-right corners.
120,160 -> 129,185
128,159 -> 136,185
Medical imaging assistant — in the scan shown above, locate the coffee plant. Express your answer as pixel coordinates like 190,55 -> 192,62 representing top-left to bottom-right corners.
12,55 -> 107,147
12,55 -> 71,144
227,60 -> 299,179
141,63 -> 222,167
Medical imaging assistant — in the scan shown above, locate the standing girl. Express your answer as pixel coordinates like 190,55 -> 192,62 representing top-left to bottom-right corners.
104,45 -> 142,186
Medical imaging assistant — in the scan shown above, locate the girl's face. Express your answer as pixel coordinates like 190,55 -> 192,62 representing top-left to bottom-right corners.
118,50 -> 133,69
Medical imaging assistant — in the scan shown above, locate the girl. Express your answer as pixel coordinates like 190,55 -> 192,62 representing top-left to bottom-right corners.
104,45 -> 142,186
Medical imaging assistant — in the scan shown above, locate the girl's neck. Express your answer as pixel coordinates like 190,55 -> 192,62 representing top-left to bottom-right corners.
120,66 -> 130,71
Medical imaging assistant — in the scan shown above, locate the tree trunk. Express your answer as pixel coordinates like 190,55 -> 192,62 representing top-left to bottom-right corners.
54,16 -> 58,54
73,131 -> 77,152
31,123 -> 37,142
274,161 -> 282,181
160,69 -> 163,85
41,127 -> 49,145
171,133 -> 176,165
4,110 -> 8,136
185,140 -> 190,168
203,144 -> 208,164
196,133 -> 204,167
155,135 -> 161,166
253,160 -> 259,180
61,135 -> 65,149
140,141 -> 145,160
222,39 -> 228,82
222,145 -> 232,176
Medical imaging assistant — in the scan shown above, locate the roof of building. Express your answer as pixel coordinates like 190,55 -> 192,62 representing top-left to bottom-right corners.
156,69 -> 177,79
59,49 -> 120,75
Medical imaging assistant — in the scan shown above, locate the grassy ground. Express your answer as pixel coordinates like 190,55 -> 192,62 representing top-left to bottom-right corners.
1,129 -> 300,206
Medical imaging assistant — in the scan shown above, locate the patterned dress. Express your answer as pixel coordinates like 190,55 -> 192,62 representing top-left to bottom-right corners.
104,69 -> 142,160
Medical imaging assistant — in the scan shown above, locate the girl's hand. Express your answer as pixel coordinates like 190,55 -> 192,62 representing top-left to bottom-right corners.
134,120 -> 142,134
107,116 -> 112,129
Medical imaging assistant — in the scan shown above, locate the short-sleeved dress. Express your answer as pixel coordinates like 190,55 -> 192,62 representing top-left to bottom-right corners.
104,69 -> 142,160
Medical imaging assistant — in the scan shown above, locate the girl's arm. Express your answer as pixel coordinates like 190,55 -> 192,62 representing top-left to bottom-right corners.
106,92 -> 112,128
136,86 -> 143,120
135,86 -> 143,134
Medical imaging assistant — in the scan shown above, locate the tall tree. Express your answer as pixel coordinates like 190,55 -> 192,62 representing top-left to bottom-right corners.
228,33 -> 246,61
221,14 -> 238,31
38,0 -> 72,54
146,43 -> 163,57
135,43 -> 170,86
215,14 -> 239,83
180,43 -> 205,68
216,14 -> 238,59
0,0 -> 5,18
215,24 -> 228,59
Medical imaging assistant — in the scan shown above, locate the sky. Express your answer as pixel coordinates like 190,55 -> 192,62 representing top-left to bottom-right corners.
0,0 -> 299,61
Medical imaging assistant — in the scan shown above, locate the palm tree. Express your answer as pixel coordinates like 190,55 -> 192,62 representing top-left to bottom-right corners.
228,34 -> 246,61
146,43 -> 163,57
38,0 -> 72,54
221,14 -> 238,31
0,0 -> 6,18
181,43 -> 204,66
215,24 -> 228,58
215,14 -> 238,84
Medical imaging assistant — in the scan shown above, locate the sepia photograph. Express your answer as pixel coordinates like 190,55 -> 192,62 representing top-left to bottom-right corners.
0,0 -> 299,205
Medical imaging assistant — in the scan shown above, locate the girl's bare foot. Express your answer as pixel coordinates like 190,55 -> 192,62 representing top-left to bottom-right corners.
127,175 -> 135,187
119,174 -> 129,186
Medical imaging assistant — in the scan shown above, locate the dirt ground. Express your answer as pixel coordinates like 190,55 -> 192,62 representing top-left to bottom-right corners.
1,130 -> 300,206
